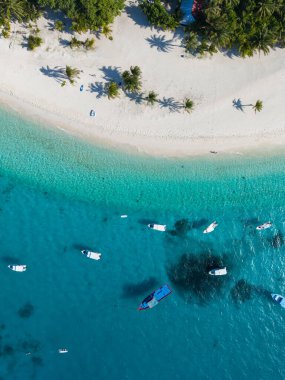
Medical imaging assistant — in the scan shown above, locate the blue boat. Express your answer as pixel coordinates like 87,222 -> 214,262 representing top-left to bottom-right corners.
138,284 -> 172,310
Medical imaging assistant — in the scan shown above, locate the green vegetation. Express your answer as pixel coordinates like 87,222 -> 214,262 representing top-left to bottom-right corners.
145,91 -> 158,105
0,0 -> 124,33
102,25 -> 112,38
184,98 -> 194,113
106,81 -> 120,99
1,21 -> 11,38
140,0 -> 180,30
252,99 -> 263,113
65,65 -> 80,84
27,34 -> 43,50
122,66 -> 142,93
70,37 -> 95,50
54,20 -> 64,31
185,0 -> 285,57
37,0 -> 125,32
0,0 -> 39,26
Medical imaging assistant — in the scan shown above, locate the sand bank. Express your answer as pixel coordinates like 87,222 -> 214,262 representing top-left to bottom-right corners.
0,1 -> 285,157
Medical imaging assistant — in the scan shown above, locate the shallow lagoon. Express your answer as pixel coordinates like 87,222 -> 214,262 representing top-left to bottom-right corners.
0,107 -> 285,379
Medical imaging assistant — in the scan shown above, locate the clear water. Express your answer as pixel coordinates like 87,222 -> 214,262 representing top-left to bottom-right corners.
0,107 -> 285,380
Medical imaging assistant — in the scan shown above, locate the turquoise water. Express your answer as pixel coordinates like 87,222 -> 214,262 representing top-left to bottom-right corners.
0,107 -> 285,379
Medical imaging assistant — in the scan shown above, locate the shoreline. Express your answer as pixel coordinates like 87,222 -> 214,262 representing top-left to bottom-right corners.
1,88 -> 285,161
0,3 -> 285,158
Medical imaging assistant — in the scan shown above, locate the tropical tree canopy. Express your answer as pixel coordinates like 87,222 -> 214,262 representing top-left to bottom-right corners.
140,0 -> 180,30
185,0 -> 285,57
145,91 -> 158,105
122,66 -> 142,93
65,65 -> 80,84
252,99 -> 263,112
37,0 -> 125,31
0,0 -> 125,31
0,0 -> 39,23
106,81 -> 120,99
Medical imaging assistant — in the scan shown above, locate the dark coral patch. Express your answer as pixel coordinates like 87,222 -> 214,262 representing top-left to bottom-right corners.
18,303 -> 34,319
122,277 -> 159,298
230,279 -> 253,304
167,252 -> 228,304
31,356 -> 43,366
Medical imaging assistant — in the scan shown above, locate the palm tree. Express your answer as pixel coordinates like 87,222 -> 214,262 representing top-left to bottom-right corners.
252,100 -> 263,113
0,0 -> 26,21
238,40 -> 254,58
184,98 -> 194,113
106,81 -> 120,99
257,1 -> 275,18
65,65 -> 80,84
102,25 -> 112,38
184,31 -> 199,52
145,91 -> 158,105
197,40 -> 209,57
252,29 -> 276,55
130,66 -> 141,78
122,69 -> 142,93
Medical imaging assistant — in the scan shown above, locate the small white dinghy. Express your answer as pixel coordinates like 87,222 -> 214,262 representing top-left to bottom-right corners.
256,222 -> 272,230
147,224 -> 166,232
209,267 -> 227,276
81,250 -> 101,260
58,348 -> 68,354
120,215 -> 128,218
203,221 -> 218,234
8,265 -> 27,272
271,293 -> 285,308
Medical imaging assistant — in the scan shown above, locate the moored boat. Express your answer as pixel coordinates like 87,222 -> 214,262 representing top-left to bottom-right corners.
8,265 -> 27,272
256,222 -> 272,230
271,293 -> 285,308
209,267 -> 227,276
58,348 -> 68,354
203,221 -> 218,234
147,224 -> 166,231
81,250 -> 101,260
138,284 -> 172,310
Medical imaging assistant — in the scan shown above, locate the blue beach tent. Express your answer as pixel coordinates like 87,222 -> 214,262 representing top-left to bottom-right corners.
180,0 -> 195,25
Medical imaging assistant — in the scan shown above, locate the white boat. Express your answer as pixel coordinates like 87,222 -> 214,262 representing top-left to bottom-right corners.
8,265 -> 27,272
271,293 -> 285,308
256,222 -> 272,230
81,250 -> 101,260
58,348 -> 68,354
203,221 -> 218,234
120,215 -> 128,218
209,267 -> 227,276
147,224 -> 166,232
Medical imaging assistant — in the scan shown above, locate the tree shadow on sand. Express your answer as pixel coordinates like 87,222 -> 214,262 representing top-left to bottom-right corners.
146,34 -> 176,53
159,97 -> 183,112
58,38 -> 70,48
125,3 -> 150,29
39,65 -> 66,83
88,82 -> 107,98
232,98 -> 252,112
232,98 -> 244,112
43,9 -> 73,35
100,66 -> 122,83
125,92 -> 144,104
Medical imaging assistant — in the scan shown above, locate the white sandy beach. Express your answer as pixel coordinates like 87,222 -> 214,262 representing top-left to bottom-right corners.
0,1 -> 285,157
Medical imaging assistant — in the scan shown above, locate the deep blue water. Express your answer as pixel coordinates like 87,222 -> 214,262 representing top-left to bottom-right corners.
0,107 -> 285,379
